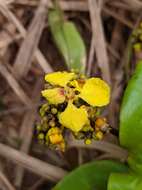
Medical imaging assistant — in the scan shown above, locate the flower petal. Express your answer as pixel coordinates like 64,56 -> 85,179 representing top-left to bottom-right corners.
47,127 -> 63,144
41,88 -> 65,104
58,102 -> 88,132
79,78 -> 110,107
45,72 -> 76,87
69,79 -> 85,92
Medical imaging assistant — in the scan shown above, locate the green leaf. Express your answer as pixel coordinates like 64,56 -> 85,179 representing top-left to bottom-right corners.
54,160 -> 128,190
128,150 -> 142,174
119,61 -> 142,173
120,61 -> 142,151
108,173 -> 142,190
48,9 -> 86,73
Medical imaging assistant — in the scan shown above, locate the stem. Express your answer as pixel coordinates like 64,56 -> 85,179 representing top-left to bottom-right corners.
68,139 -> 128,161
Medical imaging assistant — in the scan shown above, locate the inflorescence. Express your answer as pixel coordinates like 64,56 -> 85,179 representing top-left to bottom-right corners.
35,71 -> 111,151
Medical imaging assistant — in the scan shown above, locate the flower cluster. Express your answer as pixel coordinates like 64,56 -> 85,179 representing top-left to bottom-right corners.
35,71 -> 110,151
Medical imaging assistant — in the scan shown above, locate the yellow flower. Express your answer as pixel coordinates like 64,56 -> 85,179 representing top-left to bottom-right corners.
79,78 -> 110,107
58,102 -> 88,132
41,88 -> 65,104
69,79 -> 85,92
47,127 -> 63,144
45,72 -> 76,87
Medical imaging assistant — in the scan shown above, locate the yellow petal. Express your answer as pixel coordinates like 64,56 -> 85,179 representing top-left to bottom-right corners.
45,72 -> 76,87
58,102 -> 88,132
69,79 -> 85,92
47,127 -> 63,144
79,78 -> 110,107
41,88 -> 65,104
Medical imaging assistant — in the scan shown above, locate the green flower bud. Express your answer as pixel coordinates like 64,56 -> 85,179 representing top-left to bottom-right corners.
49,120 -> 56,127
36,124 -> 42,132
39,103 -> 50,117
38,133 -> 44,140
51,108 -> 58,114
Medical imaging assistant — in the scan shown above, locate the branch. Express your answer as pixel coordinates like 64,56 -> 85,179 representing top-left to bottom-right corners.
0,143 -> 67,182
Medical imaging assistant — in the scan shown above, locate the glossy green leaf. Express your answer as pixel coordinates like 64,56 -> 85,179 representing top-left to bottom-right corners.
128,150 -> 142,174
54,160 -> 128,190
120,61 -> 142,151
119,61 -> 142,174
108,173 -> 142,190
48,10 -> 86,73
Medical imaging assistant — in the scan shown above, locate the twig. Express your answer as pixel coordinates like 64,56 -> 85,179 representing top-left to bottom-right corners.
95,153 -> 119,160
107,43 -> 120,60
86,0 -> 109,76
87,36 -> 95,76
109,14 -> 124,127
122,0 -> 142,10
10,1 -> 134,28
0,143 -> 67,181
0,0 -> 14,5
103,7 -> 133,29
14,79 -> 43,187
109,1 -> 136,11
0,170 -> 16,190
78,149 -> 84,165
88,0 -> 111,84
0,4 -> 53,74
0,104 -> 39,116
12,0 -> 142,11
13,0 -> 49,78
0,33 -> 21,49
68,140 -> 128,161
28,179 -> 45,190
12,0 -> 88,11
0,63 -> 32,106
87,39 -> 120,76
